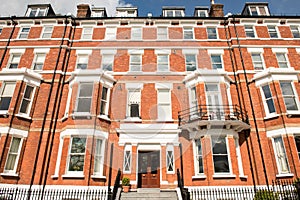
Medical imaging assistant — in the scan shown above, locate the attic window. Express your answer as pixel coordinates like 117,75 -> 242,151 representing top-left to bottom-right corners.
27,7 -> 47,17
164,10 -> 184,17
248,6 -> 268,16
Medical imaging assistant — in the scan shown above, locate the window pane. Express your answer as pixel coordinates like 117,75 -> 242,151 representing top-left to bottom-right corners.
213,155 -> 230,173
130,104 -> 139,117
207,28 -> 217,39
245,25 -> 255,38
274,137 -> 289,173
77,98 -> 92,112
0,83 -> 15,111
280,82 -> 294,96
186,55 -> 196,71
295,136 -> 300,159
212,136 -> 230,173
79,84 -> 93,97
20,99 -> 30,114
94,139 -> 102,173
5,137 -> 21,171
291,26 -> 300,38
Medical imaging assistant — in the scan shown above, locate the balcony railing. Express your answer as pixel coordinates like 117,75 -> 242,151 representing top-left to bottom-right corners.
178,104 -> 249,127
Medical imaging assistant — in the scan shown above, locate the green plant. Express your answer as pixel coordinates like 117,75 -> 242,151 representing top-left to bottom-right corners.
122,177 -> 130,186
254,190 -> 279,200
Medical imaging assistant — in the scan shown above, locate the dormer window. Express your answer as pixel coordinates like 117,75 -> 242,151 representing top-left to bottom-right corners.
162,7 -> 185,17
242,3 -> 270,16
116,7 -> 138,17
25,4 -> 55,17
91,7 -> 107,17
194,7 -> 209,17
27,7 -> 47,17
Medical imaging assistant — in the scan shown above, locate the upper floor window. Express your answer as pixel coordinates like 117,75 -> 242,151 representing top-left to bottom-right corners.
157,89 -> 172,120
291,26 -> 300,38
93,138 -> 104,176
211,136 -> 230,174
273,136 -> 290,174
27,7 -> 47,17
76,54 -> 89,70
32,53 -> 46,70
8,54 -> 21,69
127,89 -> 141,118
261,84 -> 276,115
268,25 -> 279,38
251,53 -> 264,70
210,54 -> 223,69
19,85 -> 35,116
4,137 -> 23,174
18,27 -> 30,39
130,55 -> 142,71
75,83 -> 93,114
245,25 -> 255,38
207,27 -> 217,39
185,54 -> 197,71
101,54 -> 114,71
183,27 -> 194,39
276,53 -> 289,68
279,81 -> 299,111
67,137 -> 86,173
105,27 -> 116,40
157,55 -> 169,72
166,145 -> 174,173
82,27 -> 93,40
41,26 -> 53,38
100,87 -> 110,116
0,82 -> 16,112
194,138 -> 204,175
131,27 -> 142,40
157,27 -> 168,40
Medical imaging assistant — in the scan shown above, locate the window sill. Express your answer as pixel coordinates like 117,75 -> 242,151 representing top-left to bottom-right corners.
97,115 -> 111,121
91,175 -> 106,179
264,114 -> 279,120
276,173 -> 294,178
239,175 -> 248,179
156,119 -> 174,122
0,111 -> 9,117
213,174 -> 236,179
167,171 -> 175,175
15,113 -> 32,120
71,112 -> 92,119
51,175 -> 58,179
123,171 -> 131,174
192,175 -> 206,180
287,111 -> 300,117
124,117 -> 142,122
1,173 -> 19,177
62,174 -> 85,179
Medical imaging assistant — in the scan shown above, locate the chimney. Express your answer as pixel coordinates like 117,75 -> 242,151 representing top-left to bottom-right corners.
77,4 -> 91,18
209,2 -> 224,17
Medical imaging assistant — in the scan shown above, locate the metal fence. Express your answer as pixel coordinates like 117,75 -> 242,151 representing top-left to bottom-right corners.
0,186 -> 108,200
188,180 -> 299,200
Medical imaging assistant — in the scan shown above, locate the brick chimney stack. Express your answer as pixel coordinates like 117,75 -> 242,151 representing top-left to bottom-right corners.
77,4 -> 91,18
209,2 -> 224,17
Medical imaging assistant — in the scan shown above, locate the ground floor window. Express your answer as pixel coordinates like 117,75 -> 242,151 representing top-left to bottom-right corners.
166,145 -> 174,173
4,137 -> 23,174
67,137 -> 86,173
211,136 -> 230,174
273,136 -> 290,174
123,145 -> 132,173
194,138 -> 204,175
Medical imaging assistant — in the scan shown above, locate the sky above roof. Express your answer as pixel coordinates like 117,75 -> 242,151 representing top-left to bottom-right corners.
0,0 -> 299,17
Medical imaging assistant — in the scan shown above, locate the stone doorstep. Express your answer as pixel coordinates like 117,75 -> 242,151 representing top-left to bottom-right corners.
137,188 -> 161,193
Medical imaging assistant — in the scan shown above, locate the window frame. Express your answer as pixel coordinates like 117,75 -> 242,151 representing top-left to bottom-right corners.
131,27 -> 142,40
251,52 -> 264,70
260,84 -> 276,116
248,6 -> 269,16
127,89 -> 141,118
74,82 -> 94,114
185,54 -> 197,71
19,84 -> 35,116
157,88 -> 172,121
276,53 -> 290,68
267,25 -> 279,39
27,7 -> 48,17
0,82 -> 16,113
93,138 -> 105,176
290,25 -> 300,38
207,27 -> 218,39
4,136 -> 23,174
166,145 -> 175,174
210,54 -> 223,69
41,26 -> 53,39
76,54 -> 89,70
32,53 -> 46,70
105,27 -> 116,40
123,145 -> 132,173
101,54 -> 114,71
272,136 -> 290,175
164,10 -> 184,17
157,27 -> 168,40
157,54 -> 169,72
81,27 -> 93,40
129,54 -> 142,72
99,86 -> 110,116
7,54 -> 21,69
245,25 -> 256,38
194,138 -> 204,176
66,136 -> 87,175
18,27 -> 30,39
279,81 -> 300,112
211,135 -> 231,174
183,27 -> 194,40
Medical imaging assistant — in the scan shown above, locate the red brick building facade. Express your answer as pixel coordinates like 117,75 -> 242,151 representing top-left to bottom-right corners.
0,1 -> 300,198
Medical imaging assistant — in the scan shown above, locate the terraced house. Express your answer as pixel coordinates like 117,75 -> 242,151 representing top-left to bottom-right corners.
0,1 -> 300,199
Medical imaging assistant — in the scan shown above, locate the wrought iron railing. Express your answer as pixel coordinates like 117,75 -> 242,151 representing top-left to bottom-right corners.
177,169 -> 190,200
178,104 -> 249,126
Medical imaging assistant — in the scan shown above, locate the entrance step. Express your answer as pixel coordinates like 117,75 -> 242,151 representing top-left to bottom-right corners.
120,190 -> 178,200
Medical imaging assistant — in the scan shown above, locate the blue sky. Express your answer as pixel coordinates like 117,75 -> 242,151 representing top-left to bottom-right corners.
0,0 -> 299,17
123,0 -> 300,16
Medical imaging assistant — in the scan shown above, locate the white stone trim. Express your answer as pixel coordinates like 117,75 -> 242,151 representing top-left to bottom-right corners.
33,48 -> 50,53
9,48 -> 26,54
155,83 -> 173,89
267,127 -> 300,137
155,49 -> 171,55
272,48 -> 288,53
0,127 -> 28,137
0,68 -> 43,87
125,82 -> 144,89
76,49 -> 92,55
247,48 -> 264,53
101,49 -> 117,55
182,49 -> 199,55
296,48 -> 300,53
207,49 -> 224,55
60,129 -> 108,139
128,49 -> 144,54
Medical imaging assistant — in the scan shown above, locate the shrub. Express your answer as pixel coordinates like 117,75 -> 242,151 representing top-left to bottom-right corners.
254,190 -> 279,200
122,177 -> 130,186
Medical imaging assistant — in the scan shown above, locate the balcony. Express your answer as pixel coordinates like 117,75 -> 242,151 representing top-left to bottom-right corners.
178,105 -> 250,132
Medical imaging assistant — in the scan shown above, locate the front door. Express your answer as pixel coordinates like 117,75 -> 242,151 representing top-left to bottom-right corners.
138,151 -> 160,188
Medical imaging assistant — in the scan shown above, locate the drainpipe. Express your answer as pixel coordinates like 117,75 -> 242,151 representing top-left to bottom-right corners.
27,16 -> 70,199
223,17 -> 257,189
39,16 -> 76,197
231,15 -> 269,186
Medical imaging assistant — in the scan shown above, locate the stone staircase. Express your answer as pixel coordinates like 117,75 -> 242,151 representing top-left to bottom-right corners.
120,188 -> 178,200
